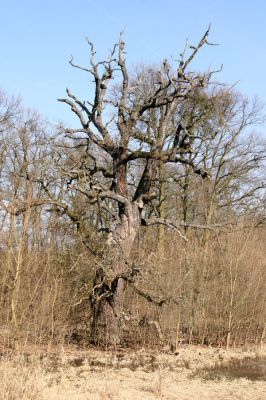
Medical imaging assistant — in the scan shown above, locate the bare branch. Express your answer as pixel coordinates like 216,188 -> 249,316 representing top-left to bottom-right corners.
141,217 -> 188,241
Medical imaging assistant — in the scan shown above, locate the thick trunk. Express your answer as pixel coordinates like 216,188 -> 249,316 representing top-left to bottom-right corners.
90,202 -> 140,345
158,161 -> 165,255
90,273 -> 126,345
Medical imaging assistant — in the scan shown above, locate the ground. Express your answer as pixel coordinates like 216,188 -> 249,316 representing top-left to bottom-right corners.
1,345 -> 266,400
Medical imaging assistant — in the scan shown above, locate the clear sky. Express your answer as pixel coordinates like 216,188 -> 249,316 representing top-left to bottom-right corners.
1,0 -> 266,133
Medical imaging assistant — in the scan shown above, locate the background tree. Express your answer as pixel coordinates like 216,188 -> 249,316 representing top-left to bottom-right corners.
148,88 -> 265,232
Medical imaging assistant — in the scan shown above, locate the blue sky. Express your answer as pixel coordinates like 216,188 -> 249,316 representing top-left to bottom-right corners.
1,0 -> 266,133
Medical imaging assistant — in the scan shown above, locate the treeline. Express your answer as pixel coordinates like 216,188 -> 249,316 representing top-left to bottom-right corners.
0,35 -> 265,348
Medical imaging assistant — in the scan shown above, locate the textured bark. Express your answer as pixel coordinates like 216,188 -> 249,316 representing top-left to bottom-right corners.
90,201 -> 141,345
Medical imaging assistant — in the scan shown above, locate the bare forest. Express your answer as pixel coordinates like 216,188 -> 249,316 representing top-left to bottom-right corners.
0,29 -> 266,354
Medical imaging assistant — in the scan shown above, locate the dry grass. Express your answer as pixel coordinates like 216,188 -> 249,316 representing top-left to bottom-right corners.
0,346 -> 265,400
0,358 -> 45,400
41,346 -> 266,400
0,225 -> 265,349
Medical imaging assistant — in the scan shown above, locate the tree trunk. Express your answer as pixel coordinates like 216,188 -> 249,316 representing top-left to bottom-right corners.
158,161 -> 165,256
90,202 -> 141,345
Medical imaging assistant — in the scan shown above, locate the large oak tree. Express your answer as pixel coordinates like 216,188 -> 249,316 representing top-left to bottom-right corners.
53,28 -> 225,345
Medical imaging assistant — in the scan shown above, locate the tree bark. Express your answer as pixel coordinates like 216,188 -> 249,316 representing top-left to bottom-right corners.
90,200 -> 141,345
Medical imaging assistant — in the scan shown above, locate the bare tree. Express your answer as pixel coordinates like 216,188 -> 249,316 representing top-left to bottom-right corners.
170,88 -> 266,225
50,28 -> 227,345
0,90 -> 22,232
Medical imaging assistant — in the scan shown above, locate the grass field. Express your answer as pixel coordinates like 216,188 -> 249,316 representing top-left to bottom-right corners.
1,345 -> 265,400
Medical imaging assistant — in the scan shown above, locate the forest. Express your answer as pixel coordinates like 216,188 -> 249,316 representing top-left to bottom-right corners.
0,29 -> 265,352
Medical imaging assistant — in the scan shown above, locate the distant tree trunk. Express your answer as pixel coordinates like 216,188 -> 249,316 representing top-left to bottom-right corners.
181,166 -> 190,231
